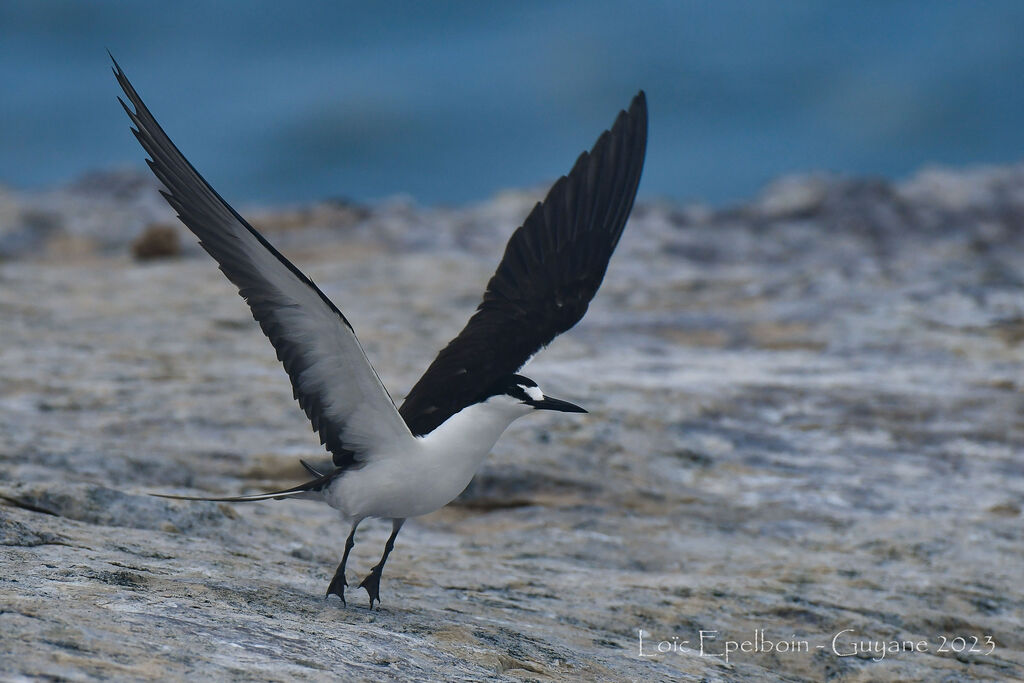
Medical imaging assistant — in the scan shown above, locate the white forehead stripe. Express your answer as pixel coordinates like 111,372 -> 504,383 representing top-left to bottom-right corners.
524,385 -> 544,402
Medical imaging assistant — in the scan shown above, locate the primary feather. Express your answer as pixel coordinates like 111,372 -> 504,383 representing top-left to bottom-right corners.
399,92 -> 647,436
112,57 -> 413,470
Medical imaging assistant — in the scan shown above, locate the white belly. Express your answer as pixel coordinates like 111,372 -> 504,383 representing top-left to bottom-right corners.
325,454 -> 478,519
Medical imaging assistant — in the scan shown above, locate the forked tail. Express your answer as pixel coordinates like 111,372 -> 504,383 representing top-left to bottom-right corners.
151,462 -> 342,502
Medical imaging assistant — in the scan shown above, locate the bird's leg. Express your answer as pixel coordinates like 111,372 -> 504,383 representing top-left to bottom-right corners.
359,518 -> 405,609
326,519 -> 361,605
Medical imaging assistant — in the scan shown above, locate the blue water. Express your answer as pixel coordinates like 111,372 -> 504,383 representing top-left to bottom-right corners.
2,1 -> 1024,206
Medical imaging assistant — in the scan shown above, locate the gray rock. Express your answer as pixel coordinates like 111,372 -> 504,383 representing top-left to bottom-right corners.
2,164 -> 1023,680
0,482 -> 229,533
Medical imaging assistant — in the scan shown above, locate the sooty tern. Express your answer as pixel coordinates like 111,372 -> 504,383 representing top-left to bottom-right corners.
113,57 -> 647,608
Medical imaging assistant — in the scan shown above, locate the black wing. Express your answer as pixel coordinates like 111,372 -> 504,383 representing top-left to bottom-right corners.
113,57 -> 414,468
399,92 -> 647,436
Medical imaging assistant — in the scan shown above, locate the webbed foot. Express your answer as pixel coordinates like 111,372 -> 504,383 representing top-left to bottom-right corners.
358,567 -> 383,609
326,569 -> 348,605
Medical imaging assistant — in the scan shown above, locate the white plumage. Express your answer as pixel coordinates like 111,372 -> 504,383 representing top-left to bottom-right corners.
327,393 -> 535,520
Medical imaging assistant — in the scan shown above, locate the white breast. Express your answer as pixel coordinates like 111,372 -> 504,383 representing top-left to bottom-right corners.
325,395 -> 533,520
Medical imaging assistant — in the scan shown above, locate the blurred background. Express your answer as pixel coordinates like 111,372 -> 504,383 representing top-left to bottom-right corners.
2,0 -> 1024,207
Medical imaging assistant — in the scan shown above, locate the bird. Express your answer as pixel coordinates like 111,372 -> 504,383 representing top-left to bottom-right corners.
112,55 -> 647,608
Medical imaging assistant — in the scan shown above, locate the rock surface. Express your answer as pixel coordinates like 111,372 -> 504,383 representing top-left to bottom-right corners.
2,166 -> 1023,681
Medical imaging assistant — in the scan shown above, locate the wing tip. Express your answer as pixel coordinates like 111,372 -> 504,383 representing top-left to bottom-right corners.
622,90 -> 649,141
109,51 -> 132,98
632,89 -> 647,110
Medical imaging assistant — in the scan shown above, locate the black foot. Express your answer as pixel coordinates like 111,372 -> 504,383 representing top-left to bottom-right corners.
326,571 -> 348,606
358,567 -> 382,609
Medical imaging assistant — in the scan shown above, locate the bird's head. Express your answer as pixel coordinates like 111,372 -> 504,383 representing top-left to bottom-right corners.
484,374 -> 587,416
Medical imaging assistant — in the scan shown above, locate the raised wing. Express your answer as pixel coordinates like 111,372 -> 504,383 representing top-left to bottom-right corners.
113,58 -> 413,467
400,92 -> 647,436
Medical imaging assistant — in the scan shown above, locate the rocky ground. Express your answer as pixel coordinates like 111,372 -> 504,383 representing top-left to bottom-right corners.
1,166 -> 1023,681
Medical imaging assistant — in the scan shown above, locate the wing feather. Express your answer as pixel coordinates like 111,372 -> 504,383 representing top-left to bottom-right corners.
113,57 -> 412,467
399,92 -> 647,436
